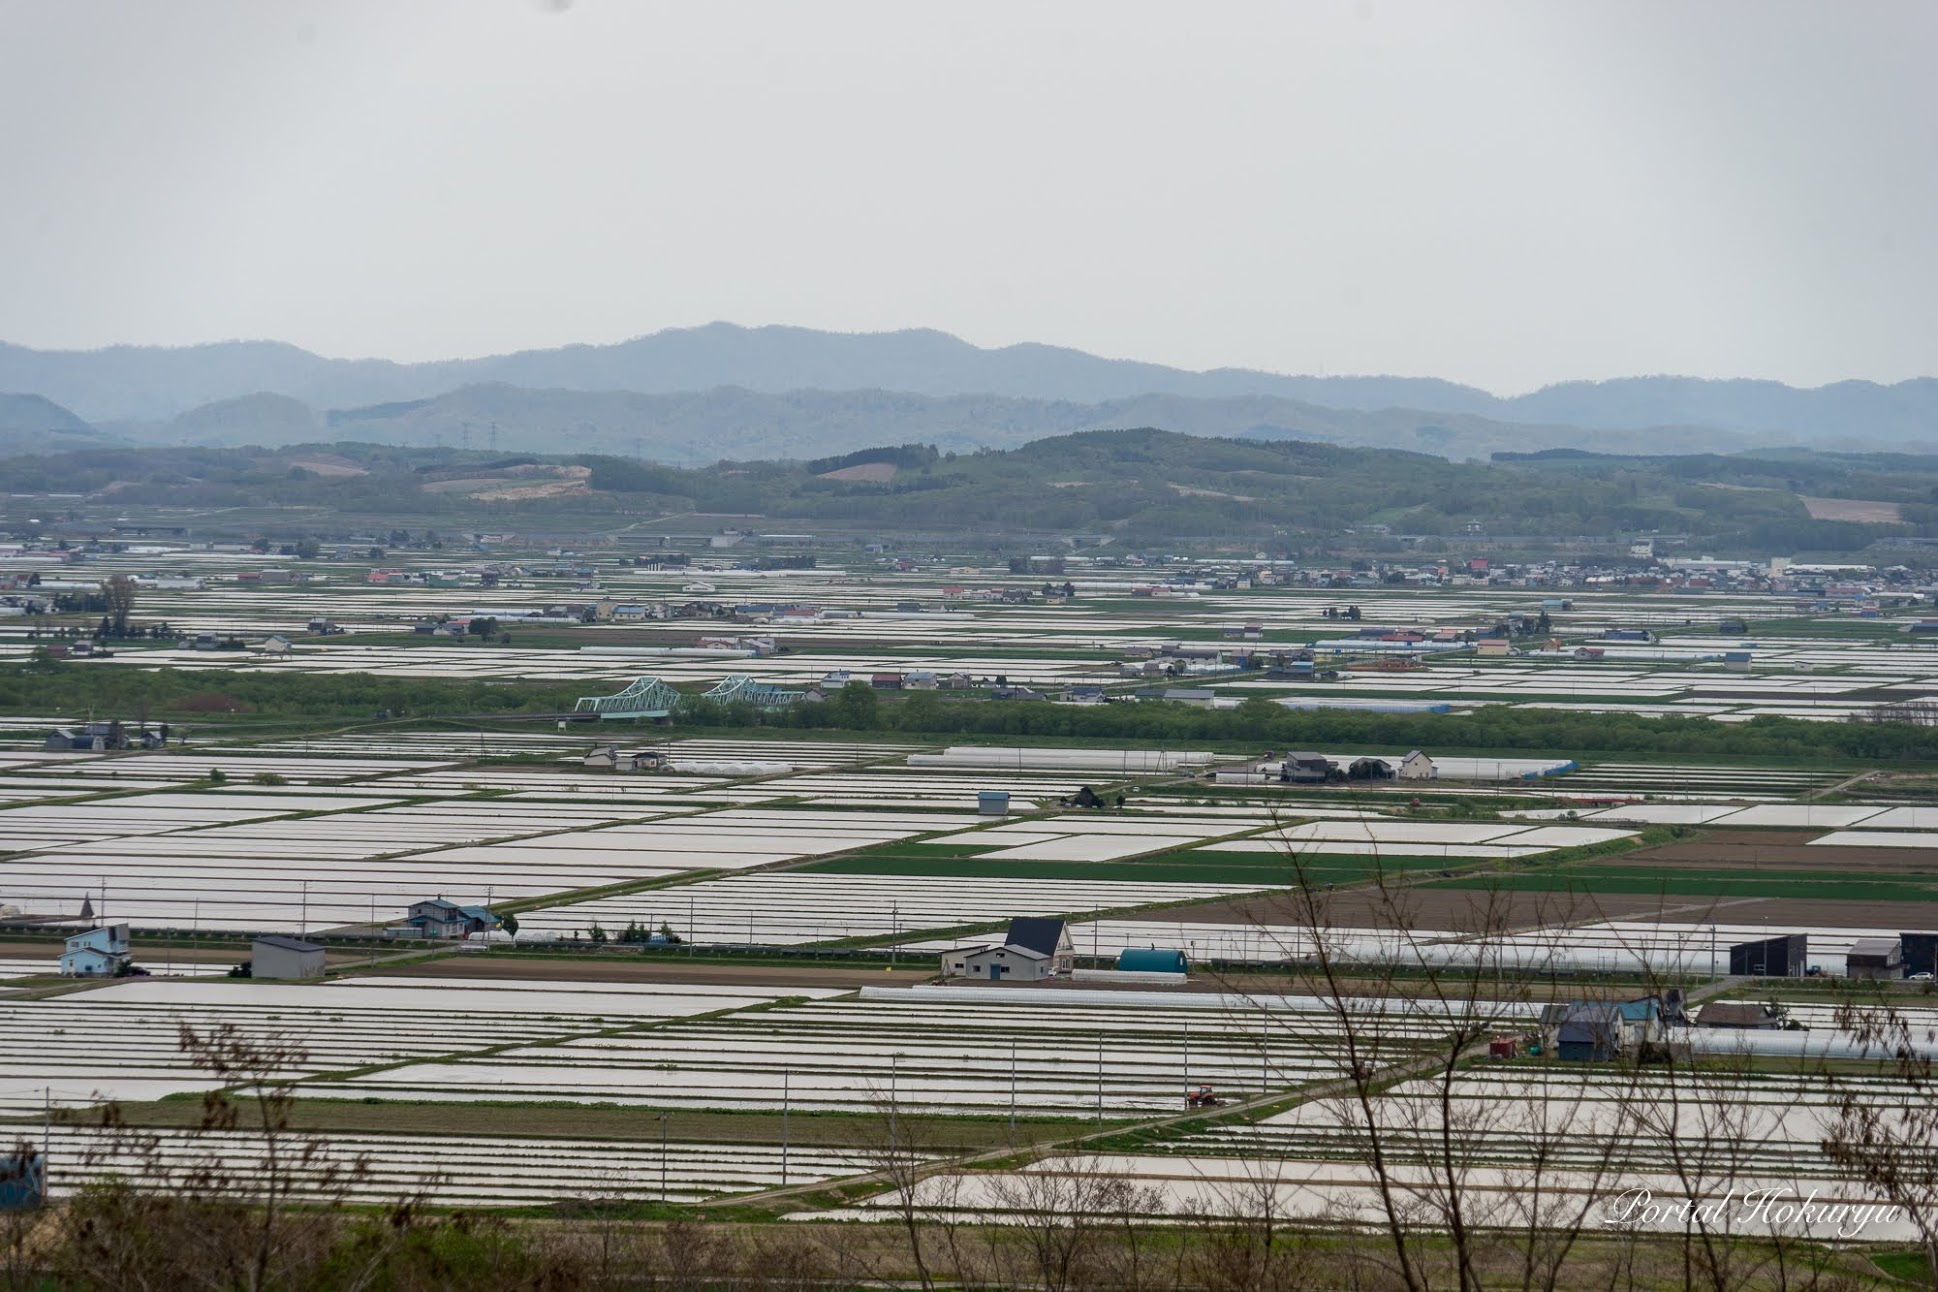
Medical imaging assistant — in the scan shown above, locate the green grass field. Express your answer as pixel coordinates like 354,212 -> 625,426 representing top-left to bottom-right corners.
1431,865 -> 1938,904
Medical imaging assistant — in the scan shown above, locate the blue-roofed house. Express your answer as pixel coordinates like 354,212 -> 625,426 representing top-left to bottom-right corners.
404,899 -> 501,940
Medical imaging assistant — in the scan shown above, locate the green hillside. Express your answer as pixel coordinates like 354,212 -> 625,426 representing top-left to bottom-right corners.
2,428 -> 1934,551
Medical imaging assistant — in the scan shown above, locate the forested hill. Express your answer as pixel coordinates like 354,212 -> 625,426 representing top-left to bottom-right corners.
8,428 -> 1937,552
2,324 -> 1933,444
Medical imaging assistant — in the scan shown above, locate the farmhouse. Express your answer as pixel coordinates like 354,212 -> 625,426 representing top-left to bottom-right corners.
251,935 -> 327,981
942,917 -> 1075,982
1281,753 -> 1335,783
44,721 -> 165,752
61,924 -> 130,977
404,899 -> 501,940
1398,750 -> 1436,780
1543,997 -> 1668,1060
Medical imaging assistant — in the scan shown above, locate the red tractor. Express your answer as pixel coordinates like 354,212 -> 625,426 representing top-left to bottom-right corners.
1186,1084 -> 1221,1108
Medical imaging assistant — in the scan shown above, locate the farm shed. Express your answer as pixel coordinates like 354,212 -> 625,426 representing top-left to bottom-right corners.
1845,937 -> 1902,981
61,924 -> 129,977
947,943 -> 1053,981
1554,1004 -> 1622,1061
1162,688 -> 1217,706
1117,947 -> 1188,975
1398,750 -> 1436,780
977,791 -> 1010,817
584,745 -> 651,772
1697,1002 -> 1784,1030
251,935 -> 326,981
1902,932 -> 1938,978
1729,934 -> 1808,977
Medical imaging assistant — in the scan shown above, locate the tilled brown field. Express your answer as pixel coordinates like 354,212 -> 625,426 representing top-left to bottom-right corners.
1631,896 -> 1938,930
1626,829 -> 1938,870
1121,885 -> 1680,933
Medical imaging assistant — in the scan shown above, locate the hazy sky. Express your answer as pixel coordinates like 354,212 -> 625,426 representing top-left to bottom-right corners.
1,1 -> 1932,393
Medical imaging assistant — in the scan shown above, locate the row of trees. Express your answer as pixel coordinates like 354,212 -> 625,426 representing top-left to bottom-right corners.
0,663 -> 581,721
679,682 -> 1938,762
12,659 -> 1938,759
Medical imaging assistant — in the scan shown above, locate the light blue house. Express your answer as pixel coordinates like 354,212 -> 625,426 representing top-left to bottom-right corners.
61,924 -> 130,977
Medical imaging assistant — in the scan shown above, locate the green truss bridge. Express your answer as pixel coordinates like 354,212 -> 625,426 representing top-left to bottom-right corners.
700,676 -> 803,709
572,676 -> 683,720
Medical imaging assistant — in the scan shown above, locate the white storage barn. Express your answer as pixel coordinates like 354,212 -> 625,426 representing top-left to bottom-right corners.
251,935 -> 327,981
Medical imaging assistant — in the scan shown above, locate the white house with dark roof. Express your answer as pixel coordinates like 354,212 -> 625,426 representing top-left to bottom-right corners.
942,917 -> 1074,981
1399,750 -> 1437,780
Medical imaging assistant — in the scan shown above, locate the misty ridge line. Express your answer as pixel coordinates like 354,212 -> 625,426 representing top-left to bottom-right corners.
0,323 -> 1933,463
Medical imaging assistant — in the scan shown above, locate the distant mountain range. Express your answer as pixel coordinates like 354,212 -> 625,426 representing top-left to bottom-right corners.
0,323 -> 1931,461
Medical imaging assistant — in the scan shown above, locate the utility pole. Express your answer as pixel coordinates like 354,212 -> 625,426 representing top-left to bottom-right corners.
1009,1038 -> 1017,1143
658,1110 -> 668,1204
781,1068 -> 790,1187
43,1085 -> 51,1202
1095,1033 -> 1104,1128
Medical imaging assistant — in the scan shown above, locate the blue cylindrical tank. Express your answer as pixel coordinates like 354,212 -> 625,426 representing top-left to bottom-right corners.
1117,947 -> 1188,974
